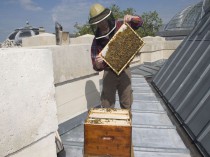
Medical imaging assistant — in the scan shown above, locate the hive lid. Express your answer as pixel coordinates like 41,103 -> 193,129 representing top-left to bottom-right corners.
101,23 -> 145,75
85,108 -> 132,126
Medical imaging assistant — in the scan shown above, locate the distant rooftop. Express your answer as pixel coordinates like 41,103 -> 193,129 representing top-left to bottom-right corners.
165,1 -> 203,31
157,1 -> 205,39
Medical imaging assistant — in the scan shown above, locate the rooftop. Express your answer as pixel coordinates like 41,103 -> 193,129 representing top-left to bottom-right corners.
57,2 -> 210,156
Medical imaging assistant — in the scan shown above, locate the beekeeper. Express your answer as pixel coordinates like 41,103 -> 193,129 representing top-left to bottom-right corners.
89,3 -> 143,109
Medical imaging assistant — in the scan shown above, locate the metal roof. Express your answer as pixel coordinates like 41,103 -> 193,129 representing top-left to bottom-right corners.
152,7 -> 210,157
58,70 -> 192,157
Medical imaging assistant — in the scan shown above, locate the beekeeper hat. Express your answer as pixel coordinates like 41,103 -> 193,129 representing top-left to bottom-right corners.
89,3 -> 116,39
89,3 -> 105,18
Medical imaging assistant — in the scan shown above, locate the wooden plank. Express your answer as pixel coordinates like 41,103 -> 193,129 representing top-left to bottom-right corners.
86,118 -> 131,126
88,112 -> 130,120
90,108 -> 131,114
84,143 -> 134,157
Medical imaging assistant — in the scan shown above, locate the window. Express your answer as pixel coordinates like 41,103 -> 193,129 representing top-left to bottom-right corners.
19,31 -> 32,38
8,31 -> 18,40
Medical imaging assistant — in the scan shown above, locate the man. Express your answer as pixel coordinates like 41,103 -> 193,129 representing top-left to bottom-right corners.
89,3 -> 143,109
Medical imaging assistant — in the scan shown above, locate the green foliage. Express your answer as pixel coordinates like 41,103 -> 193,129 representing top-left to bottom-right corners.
123,8 -> 136,17
73,5 -> 163,37
109,4 -> 124,19
74,22 -> 93,36
137,11 -> 163,37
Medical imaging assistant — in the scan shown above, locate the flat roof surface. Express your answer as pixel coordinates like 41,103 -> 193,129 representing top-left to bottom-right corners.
58,67 -> 191,157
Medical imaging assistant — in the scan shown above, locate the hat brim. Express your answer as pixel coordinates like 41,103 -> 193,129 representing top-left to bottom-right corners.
89,9 -> 111,25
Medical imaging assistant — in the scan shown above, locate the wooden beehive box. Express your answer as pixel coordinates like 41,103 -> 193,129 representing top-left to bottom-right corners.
101,23 -> 145,75
84,108 -> 132,157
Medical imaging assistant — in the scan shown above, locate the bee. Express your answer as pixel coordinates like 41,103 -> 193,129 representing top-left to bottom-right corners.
104,24 -> 144,74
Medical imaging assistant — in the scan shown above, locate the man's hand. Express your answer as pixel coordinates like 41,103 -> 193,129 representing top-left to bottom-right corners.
124,15 -> 132,23
95,53 -> 103,69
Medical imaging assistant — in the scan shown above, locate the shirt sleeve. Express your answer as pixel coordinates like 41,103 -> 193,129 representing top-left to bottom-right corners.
91,38 -> 104,71
130,16 -> 144,30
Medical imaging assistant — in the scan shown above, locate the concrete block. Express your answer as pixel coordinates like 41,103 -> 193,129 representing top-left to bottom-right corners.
138,36 -> 181,63
164,40 -> 183,49
61,32 -> 70,45
56,31 -> 70,45
0,48 -> 58,157
142,36 -> 165,42
10,133 -> 57,157
70,34 -> 94,45
50,45 -> 96,84
22,33 -> 56,47
55,75 -> 100,124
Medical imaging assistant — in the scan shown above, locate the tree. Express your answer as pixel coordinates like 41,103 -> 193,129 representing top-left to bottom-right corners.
137,11 -> 163,37
109,4 -> 124,19
123,8 -> 136,17
74,5 -> 162,37
74,22 -> 93,36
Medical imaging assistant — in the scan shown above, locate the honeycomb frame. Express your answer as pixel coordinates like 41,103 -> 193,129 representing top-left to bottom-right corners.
101,23 -> 145,75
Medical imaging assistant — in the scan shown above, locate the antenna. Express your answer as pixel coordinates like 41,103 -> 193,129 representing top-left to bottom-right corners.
26,20 -> 29,26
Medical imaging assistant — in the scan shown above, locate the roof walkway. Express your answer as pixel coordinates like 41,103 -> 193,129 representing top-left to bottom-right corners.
58,65 -> 192,157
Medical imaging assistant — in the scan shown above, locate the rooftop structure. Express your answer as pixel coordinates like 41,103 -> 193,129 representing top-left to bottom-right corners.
157,1 -> 206,39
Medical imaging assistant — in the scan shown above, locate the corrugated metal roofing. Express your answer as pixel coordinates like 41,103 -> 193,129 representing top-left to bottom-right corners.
58,71 -> 191,157
152,8 -> 210,157
131,61 -> 164,78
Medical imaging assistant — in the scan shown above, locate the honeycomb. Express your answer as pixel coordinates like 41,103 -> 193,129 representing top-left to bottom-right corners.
101,23 -> 144,75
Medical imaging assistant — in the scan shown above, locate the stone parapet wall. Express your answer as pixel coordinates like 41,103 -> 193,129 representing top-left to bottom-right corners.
21,43 -> 100,125
69,35 -> 182,65
22,33 -> 182,68
22,35 -> 182,125
0,48 -> 58,157
56,75 -> 100,124
138,36 -> 183,64
47,44 -> 100,124
70,34 -> 94,45
9,134 -> 56,157
49,45 -> 96,84
22,33 -> 56,47
0,35 -> 182,157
